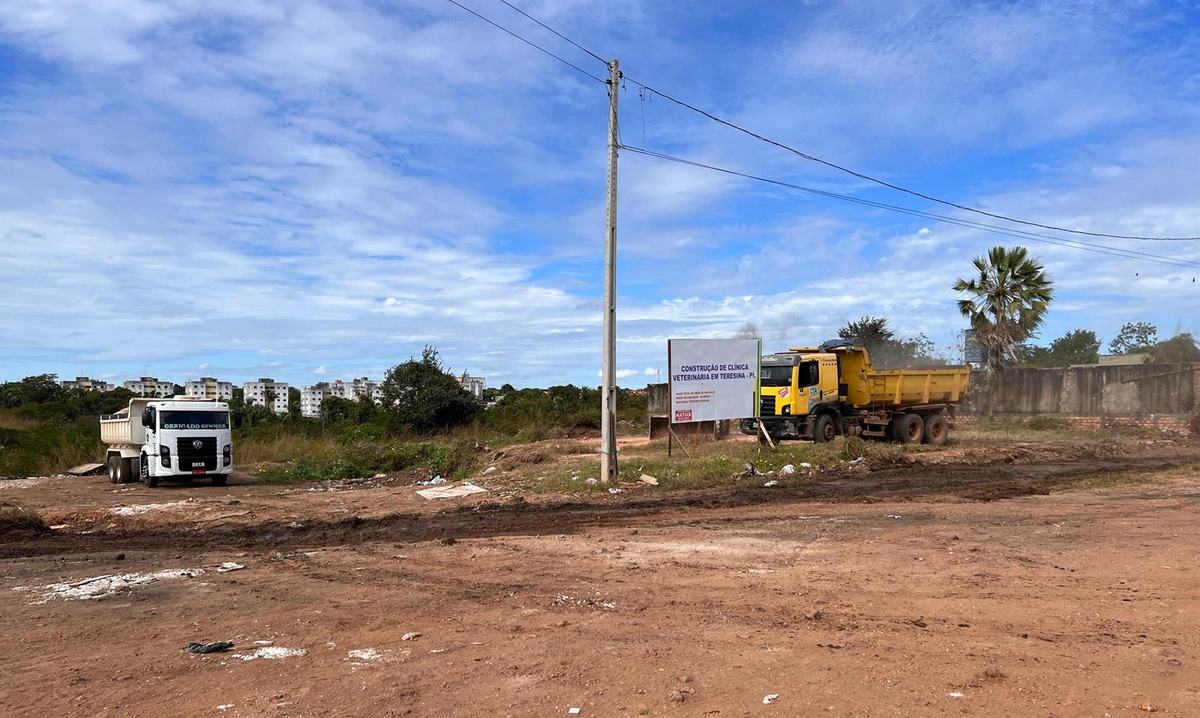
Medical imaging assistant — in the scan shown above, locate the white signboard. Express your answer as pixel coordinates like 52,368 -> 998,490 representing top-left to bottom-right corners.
668,338 -> 761,423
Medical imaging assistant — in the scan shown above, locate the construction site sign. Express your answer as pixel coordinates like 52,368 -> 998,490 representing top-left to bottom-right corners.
668,338 -> 761,423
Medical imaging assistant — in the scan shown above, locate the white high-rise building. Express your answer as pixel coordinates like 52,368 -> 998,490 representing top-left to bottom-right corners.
123,376 -> 175,397
458,372 -> 485,400
185,377 -> 234,400
60,377 -> 115,392
300,383 -> 330,418
352,377 -> 383,401
243,378 -> 290,414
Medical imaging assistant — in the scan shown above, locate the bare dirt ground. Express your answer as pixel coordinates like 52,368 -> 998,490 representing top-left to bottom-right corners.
2,434 -> 1199,717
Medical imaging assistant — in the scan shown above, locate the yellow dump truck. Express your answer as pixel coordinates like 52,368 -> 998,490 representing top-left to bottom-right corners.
740,341 -> 971,444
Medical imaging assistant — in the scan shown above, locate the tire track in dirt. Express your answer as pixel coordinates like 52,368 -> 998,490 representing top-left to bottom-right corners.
3,449 -> 1197,558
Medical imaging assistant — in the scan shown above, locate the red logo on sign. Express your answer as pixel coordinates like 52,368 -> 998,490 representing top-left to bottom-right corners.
674,409 -> 692,422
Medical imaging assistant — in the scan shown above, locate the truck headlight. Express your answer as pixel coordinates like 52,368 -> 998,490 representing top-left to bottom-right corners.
222,444 -> 232,466
781,405 -> 790,415
160,445 -> 171,468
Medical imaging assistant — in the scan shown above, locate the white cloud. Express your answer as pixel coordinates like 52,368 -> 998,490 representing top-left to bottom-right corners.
313,366 -> 326,375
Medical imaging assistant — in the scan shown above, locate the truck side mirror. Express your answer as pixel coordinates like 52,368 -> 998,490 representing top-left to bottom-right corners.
142,408 -> 152,426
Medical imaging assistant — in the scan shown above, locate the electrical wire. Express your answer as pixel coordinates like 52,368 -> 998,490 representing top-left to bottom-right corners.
623,78 -> 1200,242
494,0 -> 608,64
443,0 -> 607,84
620,144 -> 1200,270
449,0 -> 1199,243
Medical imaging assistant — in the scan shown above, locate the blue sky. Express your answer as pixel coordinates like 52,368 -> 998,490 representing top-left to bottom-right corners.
1,0 -> 1198,389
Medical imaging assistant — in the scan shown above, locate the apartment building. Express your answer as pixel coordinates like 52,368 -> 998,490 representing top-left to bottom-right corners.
458,372 -> 486,400
243,378 -> 290,414
60,377 -> 115,392
300,382 -> 330,418
184,377 -> 234,400
123,376 -> 175,397
299,377 -> 384,418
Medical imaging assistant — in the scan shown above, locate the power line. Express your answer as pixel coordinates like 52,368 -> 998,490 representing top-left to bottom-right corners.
620,144 -> 1200,270
623,78 -> 1200,242
443,0 -> 607,84
449,0 -> 1199,242
494,0 -> 608,64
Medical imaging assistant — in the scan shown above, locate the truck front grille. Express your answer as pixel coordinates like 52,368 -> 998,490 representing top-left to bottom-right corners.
760,396 -> 776,417
177,437 -> 218,471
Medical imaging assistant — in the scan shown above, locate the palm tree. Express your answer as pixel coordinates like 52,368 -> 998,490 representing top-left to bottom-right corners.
954,245 -> 1054,371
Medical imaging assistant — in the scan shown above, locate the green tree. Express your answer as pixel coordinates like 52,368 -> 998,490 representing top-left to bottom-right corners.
837,316 -> 942,368
380,346 -> 482,433
1029,329 -> 1101,367
954,246 -> 1054,371
1109,322 -> 1157,355
288,386 -> 302,422
1152,332 -> 1200,363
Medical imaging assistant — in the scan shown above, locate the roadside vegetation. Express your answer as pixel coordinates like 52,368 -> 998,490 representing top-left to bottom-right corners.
0,347 -> 647,480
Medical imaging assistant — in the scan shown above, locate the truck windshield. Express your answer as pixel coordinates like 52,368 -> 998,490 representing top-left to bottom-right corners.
160,411 -> 230,430
760,366 -> 794,387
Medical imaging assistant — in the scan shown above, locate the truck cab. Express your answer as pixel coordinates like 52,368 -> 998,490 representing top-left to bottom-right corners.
753,349 -> 844,442
102,397 -> 233,487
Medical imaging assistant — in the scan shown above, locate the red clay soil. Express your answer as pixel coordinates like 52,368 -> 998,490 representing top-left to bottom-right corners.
1,437 -> 1198,717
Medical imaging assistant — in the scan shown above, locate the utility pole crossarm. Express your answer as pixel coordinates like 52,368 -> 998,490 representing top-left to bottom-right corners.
600,58 -> 620,484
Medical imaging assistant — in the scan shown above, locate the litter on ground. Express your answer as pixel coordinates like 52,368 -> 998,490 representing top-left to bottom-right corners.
186,641 -> 234,654
217,562 -> 245,572
233,646 -> 306,661
401,632 -> 422,641
763,694 -> 780,704
16,569 -> 205,604
109,502 -> 190,516
780,464 -> 795,474
347,648 -> 381,661
639,474 -> 659,485
763,480 -> 779,487
416,484 -> 489,500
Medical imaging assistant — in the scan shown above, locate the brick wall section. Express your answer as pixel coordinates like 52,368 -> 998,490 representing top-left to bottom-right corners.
957,414 -> 1195,433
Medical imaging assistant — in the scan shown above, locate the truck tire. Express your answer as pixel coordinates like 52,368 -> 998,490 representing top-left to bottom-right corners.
923,414 -> 948,446
141,459 -> 158,488
893,414 -> 924,444
211,474 -> 227,487
115,457 -> 133,484
813,414 -> 836,443
108,455 -> 119,483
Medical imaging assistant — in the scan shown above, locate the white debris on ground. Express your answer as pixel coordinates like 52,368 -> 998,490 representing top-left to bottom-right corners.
15,569 -> 205,604
109,501 -> 190,516
0,477 -> 46,490
347,648 -> 382,661
216,562 -> 245,572
416,483 -> 488,500
555,594 -> 617,611
234,646 -> 307,661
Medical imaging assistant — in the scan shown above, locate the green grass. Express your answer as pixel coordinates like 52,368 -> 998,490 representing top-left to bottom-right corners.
1062,462 -> 1200,491
508,435 -> 920,495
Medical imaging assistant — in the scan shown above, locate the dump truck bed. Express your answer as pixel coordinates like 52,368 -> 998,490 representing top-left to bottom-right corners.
863,367 -> 970,408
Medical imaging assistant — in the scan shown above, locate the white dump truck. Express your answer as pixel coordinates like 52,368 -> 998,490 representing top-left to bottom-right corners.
100,396 -> 233,487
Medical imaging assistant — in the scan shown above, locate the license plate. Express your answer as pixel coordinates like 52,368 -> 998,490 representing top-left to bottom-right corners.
191,469 -> 206,475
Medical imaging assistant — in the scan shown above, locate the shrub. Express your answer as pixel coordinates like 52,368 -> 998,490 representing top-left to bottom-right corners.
1025,415 -> 1071,431
0,505 -> 49,535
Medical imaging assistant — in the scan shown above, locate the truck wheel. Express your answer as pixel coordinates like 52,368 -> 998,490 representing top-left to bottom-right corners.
115,457 -> 132,484
107,455 -> 119,483
813,414 -> 836,443
923,414 -> 948,446
211,474 -> 227,487
141,459 -> 158,488
893,414 -> 924,444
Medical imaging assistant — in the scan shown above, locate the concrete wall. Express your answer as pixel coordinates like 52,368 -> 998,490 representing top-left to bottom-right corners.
967,363 -> 1199,417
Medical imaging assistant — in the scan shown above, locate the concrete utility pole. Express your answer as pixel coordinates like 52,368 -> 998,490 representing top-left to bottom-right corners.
600,58 -> 620,483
